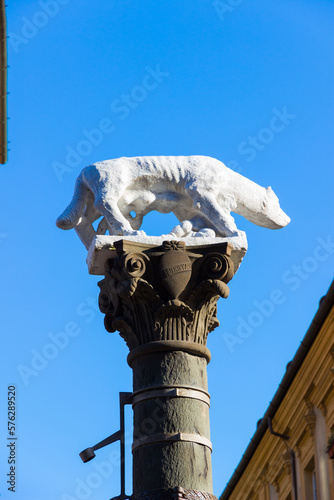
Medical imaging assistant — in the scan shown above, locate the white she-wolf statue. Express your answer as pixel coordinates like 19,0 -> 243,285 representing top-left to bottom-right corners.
56,155 -> 290,250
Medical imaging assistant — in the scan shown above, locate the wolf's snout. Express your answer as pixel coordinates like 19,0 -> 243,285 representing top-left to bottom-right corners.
271,208 -> 290,229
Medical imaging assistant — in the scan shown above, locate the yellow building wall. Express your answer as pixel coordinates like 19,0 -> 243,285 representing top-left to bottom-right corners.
226,306 -> 334,500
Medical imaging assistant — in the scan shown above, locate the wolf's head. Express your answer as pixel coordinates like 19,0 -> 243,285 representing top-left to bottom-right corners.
258,186 -> 290,229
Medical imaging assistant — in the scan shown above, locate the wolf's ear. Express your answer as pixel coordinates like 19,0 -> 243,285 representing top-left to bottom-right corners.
262,186 -> 278,211
266,186 -> 278,200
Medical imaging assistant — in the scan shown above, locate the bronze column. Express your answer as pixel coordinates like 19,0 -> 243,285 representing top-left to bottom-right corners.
98,239 -> 234,500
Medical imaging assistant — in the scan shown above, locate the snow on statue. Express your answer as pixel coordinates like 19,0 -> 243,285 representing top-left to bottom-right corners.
56,155 -> 290,251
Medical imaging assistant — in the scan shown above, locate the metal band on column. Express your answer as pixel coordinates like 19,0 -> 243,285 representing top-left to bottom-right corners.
132,385 -> 210,407
132,432 -> 212,452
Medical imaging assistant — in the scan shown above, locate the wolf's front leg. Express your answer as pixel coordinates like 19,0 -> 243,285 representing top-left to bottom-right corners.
190,193 -> 239,238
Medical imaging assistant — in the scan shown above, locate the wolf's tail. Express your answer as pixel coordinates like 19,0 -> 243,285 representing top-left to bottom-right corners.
56,172 -> 88,230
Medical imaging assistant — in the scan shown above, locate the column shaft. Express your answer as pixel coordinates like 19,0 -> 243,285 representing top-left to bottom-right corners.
132,350 -> 212,493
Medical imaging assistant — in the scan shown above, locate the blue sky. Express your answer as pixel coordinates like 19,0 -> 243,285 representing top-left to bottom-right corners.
0,1 -> 333,499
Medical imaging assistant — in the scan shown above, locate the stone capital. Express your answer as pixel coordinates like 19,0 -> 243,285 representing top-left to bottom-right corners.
98,239 -> 234,358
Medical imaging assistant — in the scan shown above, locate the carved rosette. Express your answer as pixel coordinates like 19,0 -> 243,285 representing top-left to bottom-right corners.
98,240 -> 234,351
